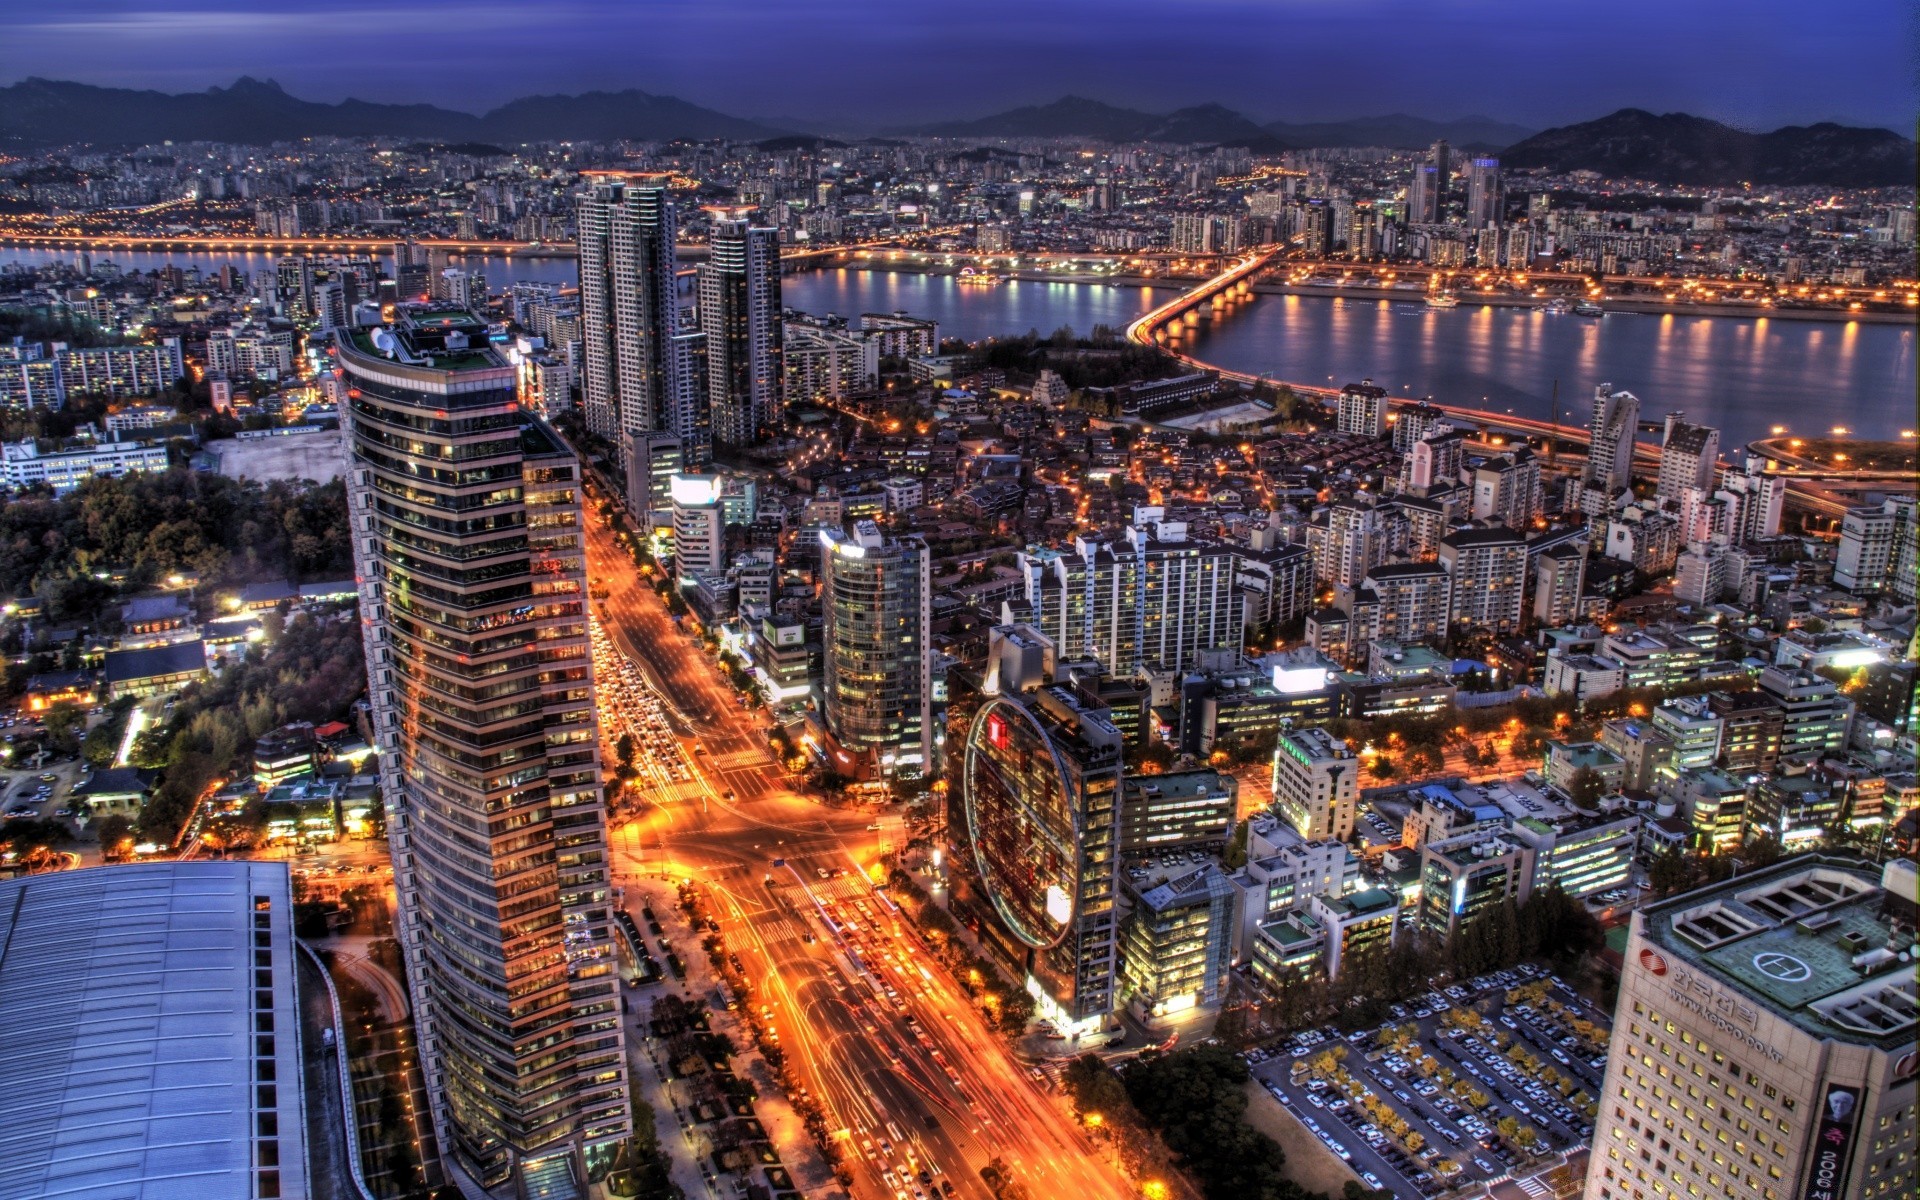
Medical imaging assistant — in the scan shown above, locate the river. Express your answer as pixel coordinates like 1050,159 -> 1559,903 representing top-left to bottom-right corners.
5,247 -> 1911,448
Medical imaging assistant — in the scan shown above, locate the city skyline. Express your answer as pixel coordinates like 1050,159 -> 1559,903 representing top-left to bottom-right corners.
0,8 -> 1911,1198
0,0 -> 1911,131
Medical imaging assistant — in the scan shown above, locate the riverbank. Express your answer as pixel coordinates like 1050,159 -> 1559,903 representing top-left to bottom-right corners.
812,261 -> 1912,326
1252,280 -> 1915,326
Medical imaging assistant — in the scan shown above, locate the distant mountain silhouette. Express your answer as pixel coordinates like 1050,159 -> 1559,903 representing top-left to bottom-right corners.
911,96 -> 1290,148
1499,109 -> 1916,187
0,76 -> 780,146
1263,113 -> 1535,150
479,90 -> 774,142
913,96 -> 1160,140
1,79 -> 1905,186
1137,104 -> 1287,152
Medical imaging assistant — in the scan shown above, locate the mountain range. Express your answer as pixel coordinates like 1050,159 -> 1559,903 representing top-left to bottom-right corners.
0,78 -> 1908,187
0,76 -> 778,147
913,96 -> 1533,151
1499,109 -> 1916,188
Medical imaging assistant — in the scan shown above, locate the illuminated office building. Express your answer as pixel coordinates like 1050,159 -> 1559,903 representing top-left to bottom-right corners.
961,685 -> 1125,1030
1587,856 -> 1917,1200
820,521 -> 931,777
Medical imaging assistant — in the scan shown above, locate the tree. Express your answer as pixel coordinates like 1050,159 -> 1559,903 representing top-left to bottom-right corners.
1566,766 -> 1605,811
1223,819 -> 1250,870
94,813 -> 136,860
42,701 -> 85,757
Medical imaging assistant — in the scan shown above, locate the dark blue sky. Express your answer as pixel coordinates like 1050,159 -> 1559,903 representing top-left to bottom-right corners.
1,0 -> 1910,131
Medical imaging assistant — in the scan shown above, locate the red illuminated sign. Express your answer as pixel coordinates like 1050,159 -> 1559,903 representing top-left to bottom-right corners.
1639,948 -> 1668,977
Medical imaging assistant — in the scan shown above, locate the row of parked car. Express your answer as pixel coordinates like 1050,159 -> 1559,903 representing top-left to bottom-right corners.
4,772 -> 64,820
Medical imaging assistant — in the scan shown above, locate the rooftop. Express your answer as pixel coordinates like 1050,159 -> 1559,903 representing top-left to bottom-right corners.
0,862 -> 309,1199
1644,855 -> 1916,1049
102,639 -> 207,684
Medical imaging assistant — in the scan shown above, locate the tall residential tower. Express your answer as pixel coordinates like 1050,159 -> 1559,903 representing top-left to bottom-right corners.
340,308 -> 629,1194
699,215 -> 784,448
576,173 -> 709,473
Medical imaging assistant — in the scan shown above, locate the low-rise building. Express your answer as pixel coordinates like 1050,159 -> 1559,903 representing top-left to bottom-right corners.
1119,768 -> 1236,854
1,437 -> 170,495
253,723 -> 318,788
1306,886 -> 1399,979
1118,864 -> 1238,1024
1510,811 -> 1639,899
101,640 -> 207,699
1417,829 -> 1535,938
1542,739 -> 1626,799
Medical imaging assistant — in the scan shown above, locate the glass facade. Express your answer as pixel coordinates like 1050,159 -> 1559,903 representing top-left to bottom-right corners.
821,524 -> 930,776
964,698 -> 1079,949
961,690 -> 1123,1023
340,310 -> 628,1193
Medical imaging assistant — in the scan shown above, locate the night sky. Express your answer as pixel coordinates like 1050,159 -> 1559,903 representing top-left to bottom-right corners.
0,0 -> 1910,132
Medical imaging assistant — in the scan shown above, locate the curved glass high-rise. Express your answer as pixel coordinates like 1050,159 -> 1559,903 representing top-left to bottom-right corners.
958,687 -> 1123,1027
339,308 -> 628,1194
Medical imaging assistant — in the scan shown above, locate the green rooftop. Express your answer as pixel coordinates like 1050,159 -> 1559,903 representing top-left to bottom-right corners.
1699,903 -> 1893,1013
1643,855 -> 1916,1049
1323,886 -> 1397,916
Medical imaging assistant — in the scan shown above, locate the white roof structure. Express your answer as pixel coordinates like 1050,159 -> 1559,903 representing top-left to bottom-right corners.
0,862 -> 310,1200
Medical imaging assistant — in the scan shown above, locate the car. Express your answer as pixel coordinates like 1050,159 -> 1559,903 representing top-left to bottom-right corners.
1360,1172 -> 1382,1189
37,773 -> 56,783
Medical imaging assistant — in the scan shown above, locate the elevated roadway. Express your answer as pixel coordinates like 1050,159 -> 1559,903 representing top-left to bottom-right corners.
1131,257 -> 1863,520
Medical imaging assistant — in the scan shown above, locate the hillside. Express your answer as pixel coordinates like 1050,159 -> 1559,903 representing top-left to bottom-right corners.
0,76 -> 780,146
1262,113 -> 1535,150
914,96 -> 1285,149
1499,109 -> 1916,187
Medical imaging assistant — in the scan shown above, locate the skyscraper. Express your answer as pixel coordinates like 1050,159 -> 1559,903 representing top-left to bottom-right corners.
576,173 -> 708,471
1463,156 -> 1503,228
339,308 -> 629,1192
821,521 -> 932,778
1407,139 -> 1451,224
698,215 -> 784,448
1585,857 -> 1918,1200
1020,524 -> 1245,673
1407,164 -> 1442,224
960,684 -> 1124,1030
1583,383 -> 1641,507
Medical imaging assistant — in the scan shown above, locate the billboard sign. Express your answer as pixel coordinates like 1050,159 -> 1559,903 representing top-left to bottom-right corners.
1799,1084 -> 1861,1200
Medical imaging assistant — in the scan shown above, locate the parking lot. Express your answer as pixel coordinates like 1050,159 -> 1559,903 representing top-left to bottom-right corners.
1245,964 -> 1610,1196
2,767 -> 72,822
